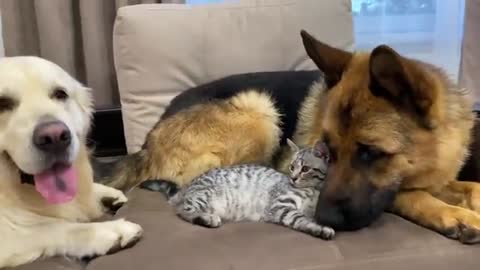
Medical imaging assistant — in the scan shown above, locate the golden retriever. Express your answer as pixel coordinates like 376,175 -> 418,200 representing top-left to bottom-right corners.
0,56 -> 142,268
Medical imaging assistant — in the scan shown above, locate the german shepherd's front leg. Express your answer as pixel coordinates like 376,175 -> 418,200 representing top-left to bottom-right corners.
436,181 -> 480,212
393,190 -> 480,244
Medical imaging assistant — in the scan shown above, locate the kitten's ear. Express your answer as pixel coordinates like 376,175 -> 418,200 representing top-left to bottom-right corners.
287,139 -> 300,153
313,140 -> 329,158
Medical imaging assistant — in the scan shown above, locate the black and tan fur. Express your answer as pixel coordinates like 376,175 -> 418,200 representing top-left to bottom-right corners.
102,71 -> 321,189
103,30 -> 480,244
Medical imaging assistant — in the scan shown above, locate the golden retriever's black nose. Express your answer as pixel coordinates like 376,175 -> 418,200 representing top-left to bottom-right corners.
33,121 -> 71,154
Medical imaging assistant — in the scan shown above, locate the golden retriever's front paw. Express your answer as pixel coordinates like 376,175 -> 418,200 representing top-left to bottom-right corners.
104,219 -> 143,254
101,193 -> 128,215
95,184 -> 128,215
84,219 -> 143,259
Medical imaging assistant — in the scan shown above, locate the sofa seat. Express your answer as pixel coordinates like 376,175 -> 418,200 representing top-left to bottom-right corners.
87,189 -> 480,270
9,188 -> 480,270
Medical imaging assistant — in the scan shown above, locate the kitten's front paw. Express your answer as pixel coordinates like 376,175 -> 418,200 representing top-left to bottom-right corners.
192,215 -> 222,228
311,226 -> 335,240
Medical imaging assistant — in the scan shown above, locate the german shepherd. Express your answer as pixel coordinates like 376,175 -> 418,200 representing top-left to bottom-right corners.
102,30 -> 480,244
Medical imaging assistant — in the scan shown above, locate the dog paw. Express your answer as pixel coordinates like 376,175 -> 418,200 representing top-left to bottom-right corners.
445,223 -> 480,244
82,219 -> 143,260
104,219 -> 143,254
98,186 -> 128,215
101,196 -> 127,215
441,209 -> 480,244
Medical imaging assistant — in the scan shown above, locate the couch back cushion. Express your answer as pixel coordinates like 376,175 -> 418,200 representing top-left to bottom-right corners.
113,0 -> 354,153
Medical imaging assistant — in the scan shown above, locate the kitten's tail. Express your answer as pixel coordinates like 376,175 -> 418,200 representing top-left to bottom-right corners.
139,179 -> 180,199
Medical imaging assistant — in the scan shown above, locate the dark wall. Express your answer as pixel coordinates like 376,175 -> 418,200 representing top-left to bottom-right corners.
457,112 -> 480,182
89,108 -> 127,157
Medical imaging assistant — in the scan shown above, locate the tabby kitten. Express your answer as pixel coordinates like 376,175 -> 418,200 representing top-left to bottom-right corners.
140,139 -> 333,239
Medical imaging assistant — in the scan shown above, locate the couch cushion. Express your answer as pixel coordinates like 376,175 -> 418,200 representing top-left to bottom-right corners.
113,0 -> 354,153
87,189 -> 480,270
7,258 -> 84,270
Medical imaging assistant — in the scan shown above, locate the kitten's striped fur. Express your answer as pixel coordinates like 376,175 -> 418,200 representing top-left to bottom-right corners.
141,139 -> 333,239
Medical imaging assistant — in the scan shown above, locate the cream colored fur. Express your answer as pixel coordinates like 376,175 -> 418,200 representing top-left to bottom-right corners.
0,57 -> 142,268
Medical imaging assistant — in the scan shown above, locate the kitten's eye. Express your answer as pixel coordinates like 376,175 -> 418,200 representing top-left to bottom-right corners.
0,96 -> 16,112
289,165 -> 294,172
51,87 -> 69,101
301,166 -> 310,173
357,143 -> 386,164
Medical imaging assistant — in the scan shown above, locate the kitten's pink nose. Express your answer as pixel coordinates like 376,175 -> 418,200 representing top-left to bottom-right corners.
318,142 -> 330,158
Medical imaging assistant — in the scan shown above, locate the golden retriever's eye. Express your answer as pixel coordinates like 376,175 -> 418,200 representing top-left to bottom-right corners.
51,87 -> 69,101
0,96 -> 16,112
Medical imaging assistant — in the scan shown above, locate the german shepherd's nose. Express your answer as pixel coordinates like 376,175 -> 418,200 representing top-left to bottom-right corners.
33,121 -> 71,154
314,180 -> 398,231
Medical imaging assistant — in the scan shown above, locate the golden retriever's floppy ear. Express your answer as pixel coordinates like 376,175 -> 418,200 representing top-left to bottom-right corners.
300,30 -> 352,88
369,45 -> 440,129
75,86 -> 94,117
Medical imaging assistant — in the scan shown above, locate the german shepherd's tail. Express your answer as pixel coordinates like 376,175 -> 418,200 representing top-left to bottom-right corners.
139,179 -> 180,199
92,149 -> 152,192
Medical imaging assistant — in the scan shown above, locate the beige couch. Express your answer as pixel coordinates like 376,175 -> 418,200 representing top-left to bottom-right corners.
114,0 -> 355,153
12,188 -> 480,270
10,1 -> 480,269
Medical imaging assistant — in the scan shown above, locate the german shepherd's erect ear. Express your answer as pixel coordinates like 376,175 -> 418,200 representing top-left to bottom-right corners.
300,30 -> 352,88
301,29 -> 442,130
369,45 -> 442,129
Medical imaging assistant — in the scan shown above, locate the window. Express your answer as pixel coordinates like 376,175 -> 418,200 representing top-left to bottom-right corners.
186,0 -> 465,82
352,0 -> 465,82
186,0 -> 235,4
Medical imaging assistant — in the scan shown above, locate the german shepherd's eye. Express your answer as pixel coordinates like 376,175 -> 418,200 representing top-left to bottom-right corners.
0,96 -> 16,113
357,143 -> 386,164
51,87 -> 69,101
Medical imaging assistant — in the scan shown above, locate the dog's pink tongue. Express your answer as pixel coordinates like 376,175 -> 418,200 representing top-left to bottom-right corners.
34,165 -> 78,204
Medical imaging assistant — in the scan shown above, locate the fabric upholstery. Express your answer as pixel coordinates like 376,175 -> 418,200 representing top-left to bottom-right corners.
113,0 -> 355,153
11,189 -> 480,269
86,189 -> 480,270
460,0 -> 480,102
15,189 -> 480,270
6,258 -> 83,270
